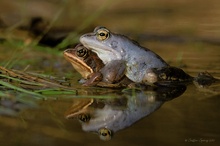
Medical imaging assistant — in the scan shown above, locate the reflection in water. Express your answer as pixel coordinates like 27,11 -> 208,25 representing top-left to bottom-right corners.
0,98 -> 37,116
65,85 -> 186,141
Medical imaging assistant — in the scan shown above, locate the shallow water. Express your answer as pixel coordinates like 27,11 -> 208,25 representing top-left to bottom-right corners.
0,70 -> 220,146
0,86 -> 220,146
1,33 -> 220,146
1,0 -> 220,145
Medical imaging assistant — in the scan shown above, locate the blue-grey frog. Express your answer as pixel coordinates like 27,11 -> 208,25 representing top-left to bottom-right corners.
80,26 -> 193,85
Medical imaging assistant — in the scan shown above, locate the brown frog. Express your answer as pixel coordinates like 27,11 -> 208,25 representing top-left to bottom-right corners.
63,44 -> 132,87
64,44 -> 195,87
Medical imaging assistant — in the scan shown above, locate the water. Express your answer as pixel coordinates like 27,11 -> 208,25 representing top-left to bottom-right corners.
0,74 -> 219,146
1,0 -> 220,145
1,33 -> 220,146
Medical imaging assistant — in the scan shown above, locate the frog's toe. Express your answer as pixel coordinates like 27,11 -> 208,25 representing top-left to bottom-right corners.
193,71 -> 217,87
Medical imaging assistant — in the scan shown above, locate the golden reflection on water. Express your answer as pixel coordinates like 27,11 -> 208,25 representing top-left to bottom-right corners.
0,0 -> 220,145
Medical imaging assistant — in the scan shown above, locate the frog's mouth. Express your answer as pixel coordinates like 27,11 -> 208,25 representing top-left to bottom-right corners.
65,98 -> 94,119
63,49 -> 93,78
80,36 -> 122,64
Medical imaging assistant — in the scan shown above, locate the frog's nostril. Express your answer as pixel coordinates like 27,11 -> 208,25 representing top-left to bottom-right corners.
64,49 -> 74,54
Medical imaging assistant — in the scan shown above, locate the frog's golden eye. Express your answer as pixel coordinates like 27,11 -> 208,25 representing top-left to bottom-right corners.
78,114 -> 90,122
96,28 -> 110,41
76,46 -> 89,58
98,128 -> 112,141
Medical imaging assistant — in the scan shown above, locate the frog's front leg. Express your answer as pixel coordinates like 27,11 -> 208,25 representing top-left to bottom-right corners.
82,72 -> 103,86
83,60 -> 126,86
101,60 -> 126,83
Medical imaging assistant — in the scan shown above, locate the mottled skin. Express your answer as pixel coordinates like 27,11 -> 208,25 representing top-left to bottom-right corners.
63,44 -> 132,87
65,85 -> 186,140
80,26 -> 169,84
80,26 -> 194,85
64,44 -> 103,80
64,43 -> 216,88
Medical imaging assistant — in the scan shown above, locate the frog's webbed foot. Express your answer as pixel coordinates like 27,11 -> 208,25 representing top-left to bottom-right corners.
143,66 -> 193,86
193,71 -> 218,87
82,72 -> 103,86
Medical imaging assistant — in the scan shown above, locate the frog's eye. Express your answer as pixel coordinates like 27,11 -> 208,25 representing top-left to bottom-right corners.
96,28 -> 110,41
98,128 -> 112,141
76,46 -> 89,58
77,114 -> 90,122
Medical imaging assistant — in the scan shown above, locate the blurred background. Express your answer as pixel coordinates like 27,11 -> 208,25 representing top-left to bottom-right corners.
0,0 -> 220,146
0,0 -> 220,73
2,0 -> 220,36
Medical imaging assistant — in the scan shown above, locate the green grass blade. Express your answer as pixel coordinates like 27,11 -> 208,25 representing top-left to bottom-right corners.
0,80 -> 44,99
0,74 -> 45,86
35,88 -> 76,95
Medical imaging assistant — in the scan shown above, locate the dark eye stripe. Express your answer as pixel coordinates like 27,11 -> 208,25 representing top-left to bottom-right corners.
76,47 -> 88,58
78,114 -> 90,122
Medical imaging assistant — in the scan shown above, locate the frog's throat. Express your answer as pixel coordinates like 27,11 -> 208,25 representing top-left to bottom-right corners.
87,46 -> 122,64
65,99 -> 94,119
63,52 -> 93,78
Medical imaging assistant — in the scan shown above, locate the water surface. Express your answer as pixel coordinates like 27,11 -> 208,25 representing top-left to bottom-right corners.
0,0 -> 220,145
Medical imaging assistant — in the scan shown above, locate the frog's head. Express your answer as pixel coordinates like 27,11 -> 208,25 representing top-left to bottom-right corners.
65,98 -> 117,141
63,44 -> 104,79
80,26 -> 126,64
64,98 -> 94,119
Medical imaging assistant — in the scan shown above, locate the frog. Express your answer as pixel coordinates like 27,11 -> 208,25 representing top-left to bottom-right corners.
65,85 -> 186,140
63,44 -> 132,87
80,26 -> 193,85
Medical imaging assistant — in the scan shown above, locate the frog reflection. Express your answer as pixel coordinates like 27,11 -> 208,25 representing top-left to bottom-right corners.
65,85 -> 186,141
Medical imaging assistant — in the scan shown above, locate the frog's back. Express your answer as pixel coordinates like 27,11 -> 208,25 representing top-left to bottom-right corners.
118,35 -> 168,67
124,39 -> 168,69
121,39 -> 168,82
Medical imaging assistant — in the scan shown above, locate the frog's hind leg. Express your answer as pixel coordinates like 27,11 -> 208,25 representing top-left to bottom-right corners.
143,66 -> 193,86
